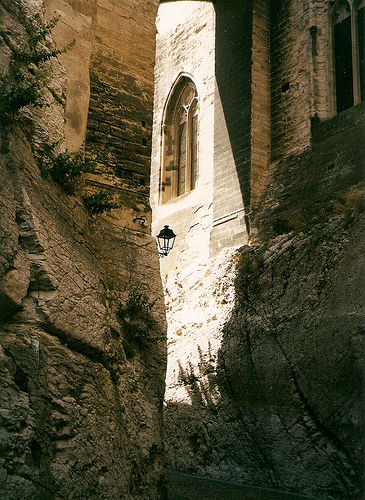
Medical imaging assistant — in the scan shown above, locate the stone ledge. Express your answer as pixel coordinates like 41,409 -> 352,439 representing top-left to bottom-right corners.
311,101 -> 365,144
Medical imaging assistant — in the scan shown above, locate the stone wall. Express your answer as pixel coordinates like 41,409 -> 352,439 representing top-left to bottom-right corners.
163,122 -> 364,499
210,0 -> 252,254
85,0 -> 157,194
270,0 -> 336,162
46,0 -> 158,209
0,1 -> 166,498
160,1 -> 364,498
164,207 -> 364,499
150,0 -> 216,271
250,0 -> 270,209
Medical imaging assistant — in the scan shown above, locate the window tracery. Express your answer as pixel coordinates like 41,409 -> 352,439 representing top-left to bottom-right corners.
160,76 -> 198,203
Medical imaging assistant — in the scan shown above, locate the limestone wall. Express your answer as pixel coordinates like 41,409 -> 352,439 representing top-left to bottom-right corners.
150,1 -> 216,272
159,1 -> 364,498
0,1 -> 166,498
164,207 -> 364,500
270,0 -> 335,161
163,111 -> 365,497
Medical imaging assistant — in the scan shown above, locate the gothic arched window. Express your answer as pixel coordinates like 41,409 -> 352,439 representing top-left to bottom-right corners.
331,0 -> 365,113
160,76 -> 198,203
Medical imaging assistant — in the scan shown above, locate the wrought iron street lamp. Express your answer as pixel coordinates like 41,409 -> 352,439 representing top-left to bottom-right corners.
157,225 -> 176,258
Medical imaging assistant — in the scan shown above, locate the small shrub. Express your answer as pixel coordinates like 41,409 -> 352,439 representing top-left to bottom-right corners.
0,72 -> 42,117
117,289 -> 161,358
118,289 -> 157,318
334,186 -> 365,226
50,151 -> 94,194
39,146 -> 95,194
0,3 -> 62,122
234,249 -> 264,296
236,251 -> 264,277
0,2 -> 72,124
15,12 -> 60,63
82,190 -> 120,216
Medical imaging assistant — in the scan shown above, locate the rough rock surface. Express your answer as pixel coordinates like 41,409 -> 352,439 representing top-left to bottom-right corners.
164,203 -> 364,500
0,1 -> 166,498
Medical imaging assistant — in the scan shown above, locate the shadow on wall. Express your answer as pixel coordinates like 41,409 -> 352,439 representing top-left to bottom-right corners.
213,0 -> 253,217
164,209 -> 364,500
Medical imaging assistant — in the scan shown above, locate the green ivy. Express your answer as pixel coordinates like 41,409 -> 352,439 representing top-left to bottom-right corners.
38,144 -> 95,194
117,289 -> 162,358
82,190 -> 120,217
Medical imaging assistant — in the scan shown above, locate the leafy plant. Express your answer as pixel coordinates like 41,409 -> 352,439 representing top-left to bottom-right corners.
39,145 -> 95,194
0,1 -> 63,122
0,72 -> 41,116
82,190 -> 120,216
117,289 -> 162,358
119,289 -> 157,317
333,185 -> 365,226
234,248 -> 265,297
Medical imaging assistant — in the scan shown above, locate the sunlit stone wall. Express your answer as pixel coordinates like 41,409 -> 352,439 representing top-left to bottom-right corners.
150,1 -> 216,272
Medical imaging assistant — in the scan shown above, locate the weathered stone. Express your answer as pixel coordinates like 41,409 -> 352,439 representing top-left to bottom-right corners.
0,1 -> 165,498
163,207 -> 364,499
154,2 -> 364,499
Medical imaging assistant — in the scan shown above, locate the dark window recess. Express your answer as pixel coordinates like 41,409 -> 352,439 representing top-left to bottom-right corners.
281,82 -> 290,93
334,15 -> 353,112
177,122 -> 187,196
359,7 -> 365,102
161,77 -> 198,202
142,138 -> 147,146
191,114 -> 198,190
141,120 -> 146,127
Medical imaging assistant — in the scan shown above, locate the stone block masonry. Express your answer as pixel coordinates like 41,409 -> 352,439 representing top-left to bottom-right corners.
269,0 -> 338,162
211,0 -> 253,254
85,0 -> 158,200
47,0 -> 159,206
250,0 -> 270,209
151,1 -> 216,271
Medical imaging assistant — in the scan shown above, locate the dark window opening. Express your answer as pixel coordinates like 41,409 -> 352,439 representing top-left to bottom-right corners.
334,13 -> 353,112
332,1 -> 365,113
177,121 -> 187,196
191,113 -> 198,190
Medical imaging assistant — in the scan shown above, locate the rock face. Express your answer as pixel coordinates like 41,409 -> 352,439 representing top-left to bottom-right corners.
162,103 -> 365,499
154,1 -> 364,498
164,196 -> 364,500
0,1 -> 166,498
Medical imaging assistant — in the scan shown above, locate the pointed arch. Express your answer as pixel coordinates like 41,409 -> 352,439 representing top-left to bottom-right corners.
159,74 -> 199,203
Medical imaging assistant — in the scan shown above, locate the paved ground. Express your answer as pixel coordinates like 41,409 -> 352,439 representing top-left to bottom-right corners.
167,471 -> 319,500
